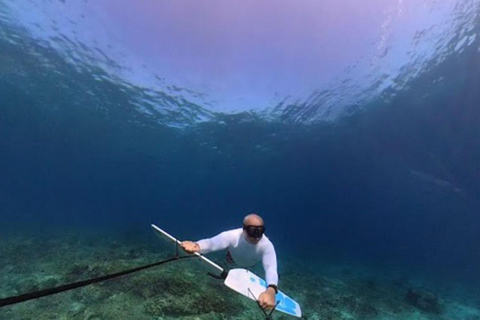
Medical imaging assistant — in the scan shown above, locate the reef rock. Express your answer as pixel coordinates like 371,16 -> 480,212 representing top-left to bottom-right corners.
405,288 -> 441,313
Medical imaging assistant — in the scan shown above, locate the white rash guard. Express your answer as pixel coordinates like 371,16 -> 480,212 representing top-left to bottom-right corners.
197,228 -> 278,286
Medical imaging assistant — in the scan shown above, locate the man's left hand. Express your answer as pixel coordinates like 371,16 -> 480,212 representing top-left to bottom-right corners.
258,287 -> 276,310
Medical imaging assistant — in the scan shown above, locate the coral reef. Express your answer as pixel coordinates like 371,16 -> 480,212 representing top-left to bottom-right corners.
0,231 -> 479,320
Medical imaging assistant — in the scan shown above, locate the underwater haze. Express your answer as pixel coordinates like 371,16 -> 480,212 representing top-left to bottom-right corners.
1,0 -> 480,319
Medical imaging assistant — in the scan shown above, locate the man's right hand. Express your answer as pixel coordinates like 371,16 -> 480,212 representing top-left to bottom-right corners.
181,241 -> 200,253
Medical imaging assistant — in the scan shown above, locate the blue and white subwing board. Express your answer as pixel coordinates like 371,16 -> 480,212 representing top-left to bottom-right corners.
224,269 -> 302,317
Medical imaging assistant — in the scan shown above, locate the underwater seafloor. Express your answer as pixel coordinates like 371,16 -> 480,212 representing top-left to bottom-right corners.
1,229 -> 479,320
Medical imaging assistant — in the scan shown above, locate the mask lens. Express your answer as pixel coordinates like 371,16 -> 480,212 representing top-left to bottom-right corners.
244,225 -> 265,238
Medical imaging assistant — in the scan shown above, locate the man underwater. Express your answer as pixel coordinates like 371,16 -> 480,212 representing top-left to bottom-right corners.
181,213 -> 278,310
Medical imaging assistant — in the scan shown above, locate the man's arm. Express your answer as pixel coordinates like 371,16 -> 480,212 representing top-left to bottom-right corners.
262,243 -> 278,286
181,230 -> 234,254
258,242 -> 278,310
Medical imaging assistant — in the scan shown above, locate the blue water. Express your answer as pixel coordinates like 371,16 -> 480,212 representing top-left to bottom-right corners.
1,1 -> 480,318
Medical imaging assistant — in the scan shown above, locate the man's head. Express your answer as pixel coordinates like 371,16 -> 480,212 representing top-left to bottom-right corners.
243,213 -> 265,244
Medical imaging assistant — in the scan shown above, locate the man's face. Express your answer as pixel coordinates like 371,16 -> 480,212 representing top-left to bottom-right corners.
243,221 -> 265,244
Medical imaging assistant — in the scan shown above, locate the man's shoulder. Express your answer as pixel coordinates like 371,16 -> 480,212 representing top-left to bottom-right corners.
260,235 -> 275,250
221,228 -> 243,238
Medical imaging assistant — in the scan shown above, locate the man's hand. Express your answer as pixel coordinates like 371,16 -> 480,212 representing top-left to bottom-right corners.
180,241 -> 200,253
258,287 -> 276,310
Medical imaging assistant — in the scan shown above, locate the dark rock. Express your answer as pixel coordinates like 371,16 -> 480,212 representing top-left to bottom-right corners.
366,279 -> 375,290
405,288 -> 441,313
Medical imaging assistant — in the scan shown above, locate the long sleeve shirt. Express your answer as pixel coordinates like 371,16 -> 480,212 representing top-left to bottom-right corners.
197,228 -> 278,286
